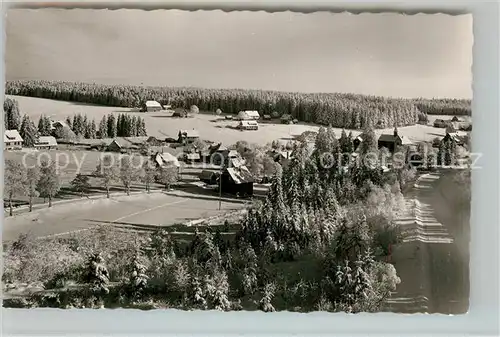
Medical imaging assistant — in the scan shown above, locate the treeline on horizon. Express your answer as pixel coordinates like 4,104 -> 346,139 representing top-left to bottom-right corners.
5,80 -> 471,130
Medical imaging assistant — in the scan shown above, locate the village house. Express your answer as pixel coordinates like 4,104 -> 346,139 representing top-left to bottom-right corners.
107,138 -> 140,153
220,165 -> 254,197
152,151 -> 180,169
34,136 -> 58,150
237,110 -> 260,121
238,120 -> 259,131
208,143 -> 241,166
433,119 -> 447,128
353,135 -> 364,151
4,130 -> 23,150
199,170 -> 219,185
50,120 -> 69,131
442,131 -> 468,147
280,114 -> 293,124
145,100 -> 162,112
377,128 -> 413,153
178,129 -> 200,144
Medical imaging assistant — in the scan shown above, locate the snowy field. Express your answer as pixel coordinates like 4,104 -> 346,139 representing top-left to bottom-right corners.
9,95 -> 449,145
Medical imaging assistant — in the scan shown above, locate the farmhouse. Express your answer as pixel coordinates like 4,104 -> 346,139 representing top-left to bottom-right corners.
178,129 -> 200,144
34,136 -> 58,150
220,165 -> 254,197
353,135 -> 363,151
239,120 -> 259,131
433,119 -> 447,128
4,130 -> 23,150
377,128 -> 413,153
199,170 -> 219,185
280,114 -> 293,124
50,120 -> 69,130
152,151 -> 180,168
107,138 -> 140,153
442,131 -> 468,147
145,100 -> 162,112
209,143 -> 241,166
237,110 -> 260,121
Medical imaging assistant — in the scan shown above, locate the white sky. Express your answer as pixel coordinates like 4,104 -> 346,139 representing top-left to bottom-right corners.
6,9 -> 473,99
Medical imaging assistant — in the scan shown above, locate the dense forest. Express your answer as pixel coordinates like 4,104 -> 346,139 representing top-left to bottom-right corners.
6,80 -> 471,130
4,127 -> 417,311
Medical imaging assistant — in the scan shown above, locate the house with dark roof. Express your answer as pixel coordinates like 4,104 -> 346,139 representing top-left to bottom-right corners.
353,135 -> 363,151
433,119 -> 447,128
106,138 -> 141,153
199,170 -> 219,185
178,129 -> 200,144
378,128 -> 413,153
442,131 -> 468,147
220,165 -> 254,197
4,130 -> 23,150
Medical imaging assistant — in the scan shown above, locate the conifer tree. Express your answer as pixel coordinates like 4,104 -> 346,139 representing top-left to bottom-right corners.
19,115 -> 38,147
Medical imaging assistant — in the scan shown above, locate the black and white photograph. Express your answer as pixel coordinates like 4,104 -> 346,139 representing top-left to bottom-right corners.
2,8 -> 472,314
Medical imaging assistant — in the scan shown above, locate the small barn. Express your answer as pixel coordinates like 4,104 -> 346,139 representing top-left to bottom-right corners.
433,119 -> 447,128
442,132 -> 467,147
239,120 -> 259,131
353,135 -> 363,151
4,130 -> 23,150
106,139 -> 140,153
220,165 -> 254,197
178,129 -> 200,144
35,136 -> 58,150
152,151 -> 180,168
145,100 -> 162,112
237,110 -> 260,121
280,114 -> 293,124
377,128 -> 412,153
199,170 -> 219,185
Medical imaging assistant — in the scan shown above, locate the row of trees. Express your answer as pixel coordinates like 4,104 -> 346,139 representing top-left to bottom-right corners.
97,113 -> 147,139
4,155 -> 179,216
5,80 -> 471,130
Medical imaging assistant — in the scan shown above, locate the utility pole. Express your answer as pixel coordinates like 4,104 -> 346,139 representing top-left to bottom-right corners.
218,164 -> 223,210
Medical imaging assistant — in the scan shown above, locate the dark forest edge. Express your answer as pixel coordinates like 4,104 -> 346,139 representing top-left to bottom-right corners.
5,80 -> 471,130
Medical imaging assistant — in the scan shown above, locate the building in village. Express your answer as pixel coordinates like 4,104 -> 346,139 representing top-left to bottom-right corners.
144,100 -> 162,112
34,136 -> 58,150
377,128 -> 413,153
4,130 -> 23,150
208,143 -> 242,166
178,129 -> 200,144
107,138 -> 140,153
280,114 -> 293,124
237,110 -> 260,121
353,135 -> 364,151
152,151 -> 180,169
238,120 -> 259,131
199,170 -> 219,185
442,131 -> 468,147
220,165 -> 254,197
433,119 -> 447,128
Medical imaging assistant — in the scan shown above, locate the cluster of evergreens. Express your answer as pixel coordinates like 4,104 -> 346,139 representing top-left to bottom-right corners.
5,80 -> 471,129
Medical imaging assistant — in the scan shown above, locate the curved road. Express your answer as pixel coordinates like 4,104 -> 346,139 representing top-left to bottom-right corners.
387,171 -> 469,314
2,191 -> 246,242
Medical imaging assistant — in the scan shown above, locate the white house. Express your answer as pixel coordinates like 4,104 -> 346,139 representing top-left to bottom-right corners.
4,130 -> 23,150
145,100 -> 162,112
239,120 -> 259,130
237,110 -> 260,120
35,136 -> 58,150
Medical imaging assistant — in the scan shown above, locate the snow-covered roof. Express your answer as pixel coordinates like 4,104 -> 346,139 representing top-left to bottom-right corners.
226,165 -> 254,184
4,129 -> 23,143
35,136 -> 58,147
146,100 -> 162,108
